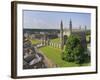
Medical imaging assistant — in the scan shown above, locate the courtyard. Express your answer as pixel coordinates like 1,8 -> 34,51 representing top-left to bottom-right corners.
39,46 -> 90,67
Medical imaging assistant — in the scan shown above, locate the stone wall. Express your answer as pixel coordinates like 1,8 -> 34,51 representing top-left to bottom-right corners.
49,42 -> 61,48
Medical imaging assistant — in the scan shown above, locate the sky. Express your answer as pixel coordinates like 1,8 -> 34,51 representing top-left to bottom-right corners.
23,10 -> 91,30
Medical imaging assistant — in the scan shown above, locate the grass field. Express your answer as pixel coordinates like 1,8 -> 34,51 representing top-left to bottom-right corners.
86,35 -> 90,42
50,38 -> 60,43
31,39 -> 41,44
39,46 -> 90,67
86,35 -> 90,47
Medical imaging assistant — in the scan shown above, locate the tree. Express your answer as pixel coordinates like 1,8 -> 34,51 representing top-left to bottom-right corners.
62,34 -> 85,64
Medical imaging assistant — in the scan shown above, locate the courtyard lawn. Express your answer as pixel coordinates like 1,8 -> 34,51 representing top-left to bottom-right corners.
31,39 -> 41,44
86,35 -> 90,47
86,35 -> 90,42
50,38 -> 60,43
39,46 -> 90,67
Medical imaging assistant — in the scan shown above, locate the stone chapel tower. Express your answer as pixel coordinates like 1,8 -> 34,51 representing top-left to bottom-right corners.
85,25 -> 87,33
60,20 -> 64,50
69,19 -> 72,35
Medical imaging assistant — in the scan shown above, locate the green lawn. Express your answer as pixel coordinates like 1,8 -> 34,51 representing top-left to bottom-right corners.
31,39 -> 41,44
86,35 -> 90,42
86,35 -> 90,47
39,46 -> 90,67
50,38 -> 60,43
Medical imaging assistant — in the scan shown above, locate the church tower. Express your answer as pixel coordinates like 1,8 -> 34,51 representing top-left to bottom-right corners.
85,25 -> 87,32
79,25 -> 81,30
60,20 -> 64,50
69,19 -> 72,34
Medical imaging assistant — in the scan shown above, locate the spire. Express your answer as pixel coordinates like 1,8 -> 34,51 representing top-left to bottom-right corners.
61,20 -> 63,30
69,19 -> 72,34
79,25 -> 81,30
60,20 -> 64,50
85,25 -> 87,33
85,25 -> 87,31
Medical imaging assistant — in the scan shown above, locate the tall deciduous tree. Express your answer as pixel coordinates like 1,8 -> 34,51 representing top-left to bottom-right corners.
62,34 -> 86,64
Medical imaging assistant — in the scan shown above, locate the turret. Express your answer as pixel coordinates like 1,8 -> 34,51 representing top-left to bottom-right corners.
60,20 -> 64,50
85,25 -> 87,32
79,25 -> 81,30
69,19 -> 72,34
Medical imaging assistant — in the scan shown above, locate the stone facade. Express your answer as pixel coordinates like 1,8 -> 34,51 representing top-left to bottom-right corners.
60,19 -> 87,50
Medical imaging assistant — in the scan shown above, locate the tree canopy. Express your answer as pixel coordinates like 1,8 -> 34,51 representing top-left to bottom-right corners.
62,34 -> 86,64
